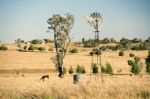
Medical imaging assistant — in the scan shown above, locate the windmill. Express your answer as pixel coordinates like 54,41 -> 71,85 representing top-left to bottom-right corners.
84,12 -> 104,83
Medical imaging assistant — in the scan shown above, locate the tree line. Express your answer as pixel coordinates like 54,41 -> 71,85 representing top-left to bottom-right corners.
82,37 -> 150,51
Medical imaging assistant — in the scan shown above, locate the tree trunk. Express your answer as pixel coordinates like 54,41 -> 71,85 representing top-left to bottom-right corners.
54,31 -> 64,78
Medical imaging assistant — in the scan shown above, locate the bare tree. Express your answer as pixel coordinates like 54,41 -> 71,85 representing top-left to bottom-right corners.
47,13 -> 74,78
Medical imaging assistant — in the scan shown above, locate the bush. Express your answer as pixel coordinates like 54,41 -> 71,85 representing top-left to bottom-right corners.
83,39 -> 96,48
23,46 -> 27,50
130,62 -> 141,75
95,50 -> 102,55
31,39 -> 42,44
101,66 -> 106,73
100,45 -> 116,51
115,44 -> 124,50
105,63 -> 113,74
89,49 -> 102,56
92,63 -> 98,74
146,63 -> 150,74
70,48 -> 78,53
146,50 -> 150,63
146,50 -> 150,74
129,53 -> 135,57
48,48 -> 54,51
131,42 -> 150,50
128,60 -> 134,66
0,45 -> 8,50
38,47 -> 46,52
43,39 -> 52,43
101,63 -> 113,75
69,66 -> 74,74
76,65 -> 82,74
63,67 -> 66,74
128,60 -> 141,75
134,56 -> 140,63
82,68 -> 86,74
76,65 -> 86,74
89,51 -> 94,56
119,51 -> 124,56
28,45 -> 37,51
100,37 -> 110,44
132,38 -> 142,43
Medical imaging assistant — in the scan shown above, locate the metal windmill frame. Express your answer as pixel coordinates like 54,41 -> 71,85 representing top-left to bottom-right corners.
85,12 -> 104,83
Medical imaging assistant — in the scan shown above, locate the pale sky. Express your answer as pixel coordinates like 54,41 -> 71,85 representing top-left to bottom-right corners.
0,0 -> 150,43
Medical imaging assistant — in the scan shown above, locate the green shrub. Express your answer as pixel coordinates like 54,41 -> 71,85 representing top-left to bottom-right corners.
76,65 -> 81,73
89,49 -> 102,56
83,39 -> 96,48
31,39 -> 42,44
23,46 -> 27,50
100,45 -> 116,51
101,63 -> 113,75
101,66 -> 106,73
128,60 -> 141,75
70,48 -> 78,53
43,38 -> 52,43
38,47 -> 46,52
119,51 -> 124,56
48,48 -> 54,51
146,50 -> 150,74
146,63 -> 150,74
129,53 -> 135,57
105,62 -> 113,74
100,37 -> 110,44
0,45 -> 8,50
95,50 -> 102,55
146,50 -> 150,63
28,45 -> 37,51
63,67 -> 66,74
131,42 -> 150,50
82,67 -> 86,74
69,66 -> 74,74
89,51 -> 94,56
76,65 -> 86,74
92,63 -> 98,74
115,44 -> 124,50
134,56 -> 140,63
128,60 -> 134,66
130,62 -> 141,75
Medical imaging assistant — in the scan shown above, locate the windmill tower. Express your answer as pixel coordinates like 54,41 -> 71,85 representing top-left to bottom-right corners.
84,12 -> 104,83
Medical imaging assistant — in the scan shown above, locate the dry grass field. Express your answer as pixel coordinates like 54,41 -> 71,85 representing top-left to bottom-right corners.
0,43 -> 150,99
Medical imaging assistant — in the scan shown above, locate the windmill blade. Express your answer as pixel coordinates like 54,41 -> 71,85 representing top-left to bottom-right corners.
83,12 -> 104,29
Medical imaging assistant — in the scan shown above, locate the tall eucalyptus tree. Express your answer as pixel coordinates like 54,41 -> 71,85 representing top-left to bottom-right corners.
47,13 -> 74,78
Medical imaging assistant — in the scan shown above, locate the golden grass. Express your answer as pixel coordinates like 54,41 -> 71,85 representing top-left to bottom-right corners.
0,74 -> 150,99
0,43 -> 150,99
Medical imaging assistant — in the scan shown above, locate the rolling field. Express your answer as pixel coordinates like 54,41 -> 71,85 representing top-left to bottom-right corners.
0,43 -> 150,99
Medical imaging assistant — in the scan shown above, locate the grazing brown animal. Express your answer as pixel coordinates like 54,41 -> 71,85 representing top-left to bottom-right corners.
40,75 -> 49,81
